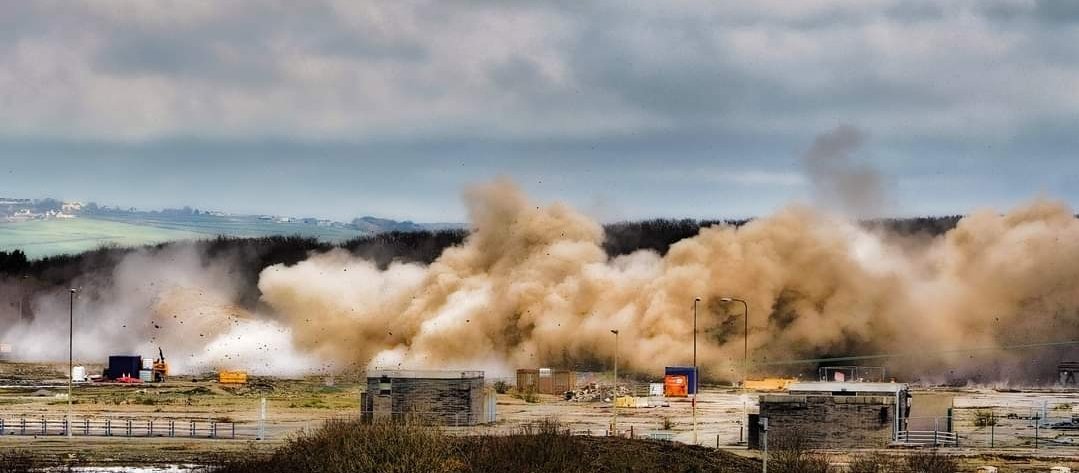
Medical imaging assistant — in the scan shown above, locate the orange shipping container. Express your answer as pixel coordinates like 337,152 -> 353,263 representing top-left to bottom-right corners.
664,374 -> 688,397
218,370 -> 248,384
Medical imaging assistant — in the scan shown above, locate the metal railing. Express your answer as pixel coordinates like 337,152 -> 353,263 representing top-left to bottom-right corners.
895,430 -> 959,447
0,416 -> 239,439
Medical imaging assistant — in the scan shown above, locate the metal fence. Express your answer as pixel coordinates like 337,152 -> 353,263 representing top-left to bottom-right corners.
0,416 -> 242,439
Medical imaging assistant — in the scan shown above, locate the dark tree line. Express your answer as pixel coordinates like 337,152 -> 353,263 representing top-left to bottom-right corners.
0,216 -> 970,312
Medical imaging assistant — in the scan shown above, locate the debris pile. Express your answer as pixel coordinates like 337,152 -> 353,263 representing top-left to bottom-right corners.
566,383 -> 632,402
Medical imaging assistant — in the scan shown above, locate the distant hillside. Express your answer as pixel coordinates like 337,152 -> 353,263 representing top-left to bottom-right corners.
0,207 -> 462,259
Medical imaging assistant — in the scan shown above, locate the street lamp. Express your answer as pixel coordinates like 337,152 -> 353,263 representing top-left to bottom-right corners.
610,329 -> 619,436
67,288 -> 76,439
692,297 -> 701,445
719,297 -> 749,385
610,330 -> 619,386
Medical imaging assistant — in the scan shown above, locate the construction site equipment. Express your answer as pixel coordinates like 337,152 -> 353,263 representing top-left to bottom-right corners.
219,370 -> 248,384
665,367 -> 698,394
71,366 -> 87,383
516,368 -> 576,395
744,378 -> 796,391
152,348 -> 169,382
664,375 -> 688,397
106,355 -> 142,380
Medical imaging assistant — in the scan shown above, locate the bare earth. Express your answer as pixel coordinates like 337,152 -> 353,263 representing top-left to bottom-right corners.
4,362 -> 1079,471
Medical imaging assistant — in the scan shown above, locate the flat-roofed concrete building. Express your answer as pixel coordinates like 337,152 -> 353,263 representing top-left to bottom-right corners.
751,382 -> 912,449
362,370 -> 494,426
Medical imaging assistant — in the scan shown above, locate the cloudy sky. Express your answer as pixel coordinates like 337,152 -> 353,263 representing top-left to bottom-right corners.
1,0 -> 1077,221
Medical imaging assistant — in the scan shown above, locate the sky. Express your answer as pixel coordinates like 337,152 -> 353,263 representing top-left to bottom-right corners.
0,0 -> 1077,222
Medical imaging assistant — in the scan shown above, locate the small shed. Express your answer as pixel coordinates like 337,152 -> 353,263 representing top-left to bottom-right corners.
516,368 -> 576,395
362,370 -> 491,426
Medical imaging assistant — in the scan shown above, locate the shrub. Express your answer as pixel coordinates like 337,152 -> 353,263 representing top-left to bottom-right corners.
906,450 -> 958,473
973,410 -> 997,427
849,452 -> 897,473
767,431 -> 830,473
492,380 -> 509,394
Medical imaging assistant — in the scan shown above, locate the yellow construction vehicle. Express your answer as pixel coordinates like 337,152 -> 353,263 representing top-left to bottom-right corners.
152,347 -> 169,382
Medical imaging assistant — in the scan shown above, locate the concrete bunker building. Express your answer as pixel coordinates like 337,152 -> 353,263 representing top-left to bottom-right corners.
362,370 -> 494,426
751,381 -> 911,449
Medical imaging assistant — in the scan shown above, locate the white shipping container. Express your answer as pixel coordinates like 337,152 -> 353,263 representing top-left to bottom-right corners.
71,366 -> 87,383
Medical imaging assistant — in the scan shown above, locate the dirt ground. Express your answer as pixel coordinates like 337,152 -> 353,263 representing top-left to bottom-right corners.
5,362 -> 1079,471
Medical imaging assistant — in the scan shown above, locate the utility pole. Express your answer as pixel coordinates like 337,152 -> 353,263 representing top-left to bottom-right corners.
67,288 -> 75,439
610,329 -> 619,436
692,297 -> 701,445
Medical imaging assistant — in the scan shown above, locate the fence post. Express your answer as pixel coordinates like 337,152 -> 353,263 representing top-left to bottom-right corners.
105,419 -> 110,436
990,415 -> 994,449
169,420 -> 175,437
85,419 -> 89,436
933,418 -> 938,447
1035,414 -> 1039,450
41,416 -> 46,435
126,419 -> 132,437
1,418 -> 4,435
257,397 -> 267,440
232,422 -> 236,439
211,422 -> 217,439
190,421 -> 195,437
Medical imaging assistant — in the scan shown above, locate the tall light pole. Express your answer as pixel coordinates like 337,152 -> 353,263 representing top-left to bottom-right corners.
720,297 -> 749,385
610,329 -> 619,385
67,288 -> 76,439
692,297 -> 701,445
721,297 -> 750,446
610,329 -> 619,436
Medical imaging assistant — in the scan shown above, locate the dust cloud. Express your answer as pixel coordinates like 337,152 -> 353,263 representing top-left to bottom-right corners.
4,141 -> 1079,382
259,180 -> 1079,382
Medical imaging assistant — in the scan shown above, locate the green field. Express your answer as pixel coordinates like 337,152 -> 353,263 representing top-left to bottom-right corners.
0,216 -> 367,259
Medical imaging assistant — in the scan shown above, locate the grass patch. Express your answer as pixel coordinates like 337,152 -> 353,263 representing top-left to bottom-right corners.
205,418 -> 757,473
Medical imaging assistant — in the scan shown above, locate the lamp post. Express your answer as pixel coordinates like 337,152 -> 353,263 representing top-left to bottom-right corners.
719,297 -> 749,385
610,330 -> 619,385
610,329 -> 619,436
692,297 -> 701,445
67,288 -> 76,439
721,297 -> 749,446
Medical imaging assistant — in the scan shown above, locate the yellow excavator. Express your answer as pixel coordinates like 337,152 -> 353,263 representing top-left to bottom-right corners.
152,347 -> 169,382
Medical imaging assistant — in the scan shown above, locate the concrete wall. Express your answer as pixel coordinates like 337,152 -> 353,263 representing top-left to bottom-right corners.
759,394 -> 897,448
363,376 -> 485,426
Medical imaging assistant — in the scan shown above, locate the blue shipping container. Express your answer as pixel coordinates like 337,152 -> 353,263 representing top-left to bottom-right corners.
665,366 -> 699,395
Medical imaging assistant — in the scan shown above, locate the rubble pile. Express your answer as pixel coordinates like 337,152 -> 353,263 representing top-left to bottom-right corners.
566,383 -> 632,402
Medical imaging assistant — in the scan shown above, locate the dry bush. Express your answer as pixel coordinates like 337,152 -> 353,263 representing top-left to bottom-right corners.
210,419 -> 460,473
206,418 -> 759,473
492,380 -> 510,394
906,450 -> 958,473
849,452 -> 897,473
767,431 -> 830,473
0,451 -> 37,473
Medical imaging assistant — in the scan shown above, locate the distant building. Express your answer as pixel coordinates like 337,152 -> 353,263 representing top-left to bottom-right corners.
361,370 -> 495,426
516,368 -> 576,395
751,382 -> 912,449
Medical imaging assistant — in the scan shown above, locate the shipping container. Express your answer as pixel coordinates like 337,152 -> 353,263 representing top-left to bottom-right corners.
219,370 -> 248,384
138,370 -> 153,382
516,368 -> 576,395
664,374 -> 688,397
106,355 -> 143,380
664,366 -> 698,394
